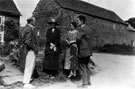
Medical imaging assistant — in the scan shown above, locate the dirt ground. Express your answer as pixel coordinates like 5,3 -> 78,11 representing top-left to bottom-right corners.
0,53 -> 135,89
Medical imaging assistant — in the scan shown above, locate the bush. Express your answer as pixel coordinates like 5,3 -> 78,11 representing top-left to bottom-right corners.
98,44 -> 134,55
4,19 -> 19,43
37,37 -> 46,48
0,43 -> 11,57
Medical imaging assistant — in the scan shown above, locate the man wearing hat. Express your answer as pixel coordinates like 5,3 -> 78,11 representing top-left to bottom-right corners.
43,18 -> 61,78
19,17 -> 39,89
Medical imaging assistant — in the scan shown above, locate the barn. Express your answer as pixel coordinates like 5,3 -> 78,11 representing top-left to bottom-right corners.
33,0 -> 133,48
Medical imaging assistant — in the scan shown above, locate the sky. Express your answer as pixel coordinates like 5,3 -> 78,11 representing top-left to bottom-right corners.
13,0 -> 135,26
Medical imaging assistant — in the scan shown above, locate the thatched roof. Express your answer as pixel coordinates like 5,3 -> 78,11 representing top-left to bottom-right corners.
0,0 -> 21,16
55,0 -> 126,25
126,18 -> 135,28
126,21 -> 135,32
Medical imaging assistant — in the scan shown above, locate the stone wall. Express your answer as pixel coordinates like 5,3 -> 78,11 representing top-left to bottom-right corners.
127,31 -> 135,47
33,0 -> 62,40
33,0 -> 133,48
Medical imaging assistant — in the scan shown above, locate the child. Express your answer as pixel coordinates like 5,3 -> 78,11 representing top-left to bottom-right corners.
68,44 -> 78,77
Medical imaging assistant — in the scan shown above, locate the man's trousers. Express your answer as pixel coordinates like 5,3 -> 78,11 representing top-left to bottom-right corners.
23,50 -> 35,84
79,56 -> 91,84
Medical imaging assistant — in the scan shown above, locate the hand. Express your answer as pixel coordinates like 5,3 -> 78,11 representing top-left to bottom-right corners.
50,43 -> 55,48
50,46 -> 53,49
66,40 -> 70,44
53,47 -> 57,52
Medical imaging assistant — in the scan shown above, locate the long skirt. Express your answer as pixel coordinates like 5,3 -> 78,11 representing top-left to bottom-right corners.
64,44 -> 78,70
64,47 -> 71,70
43,53 -> 59,71
70,44 -> 78,70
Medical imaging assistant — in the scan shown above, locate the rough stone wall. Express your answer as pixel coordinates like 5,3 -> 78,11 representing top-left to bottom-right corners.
61,10 -> 132,47
33,0 -> 133,48
86,17 -> 130,47
127,31 -> 135,47
33,0 -> 62,39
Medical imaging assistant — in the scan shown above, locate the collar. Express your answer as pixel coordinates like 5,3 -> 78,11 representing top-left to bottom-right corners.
28,24 -> 35,29
69,30 -> 77,33
81,24 -> 86,28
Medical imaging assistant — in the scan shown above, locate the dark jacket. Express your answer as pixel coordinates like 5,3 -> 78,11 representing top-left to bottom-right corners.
18,24 -> 38,73
18,24 -> 38,72
77,25 -> 92,58
45,27 -> 61,54
43,27 -> 61,70
21,24 -> 38,54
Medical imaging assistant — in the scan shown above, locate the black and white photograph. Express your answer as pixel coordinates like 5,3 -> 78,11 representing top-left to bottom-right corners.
0,0 -> 135,89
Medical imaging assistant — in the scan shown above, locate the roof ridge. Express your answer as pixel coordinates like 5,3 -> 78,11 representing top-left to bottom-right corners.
55,0 -> 126,25
0,0 -> 21,16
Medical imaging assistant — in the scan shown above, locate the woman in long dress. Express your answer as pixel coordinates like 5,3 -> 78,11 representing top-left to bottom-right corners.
64,22 -> 79,77
43,19 -> 61,77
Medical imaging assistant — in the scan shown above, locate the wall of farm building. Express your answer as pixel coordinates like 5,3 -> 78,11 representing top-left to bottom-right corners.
33,0 -> 133,48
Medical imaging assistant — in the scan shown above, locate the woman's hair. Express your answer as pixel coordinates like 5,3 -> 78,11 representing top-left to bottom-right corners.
71,22 -> 77,28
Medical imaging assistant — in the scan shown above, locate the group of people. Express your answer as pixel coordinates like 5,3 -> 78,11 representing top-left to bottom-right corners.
18,15 -> 95,89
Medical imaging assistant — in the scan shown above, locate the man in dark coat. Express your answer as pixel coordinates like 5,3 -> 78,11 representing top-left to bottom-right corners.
76,15 -> 93,87
19,17 -> 39,89
43,18 -> 61,77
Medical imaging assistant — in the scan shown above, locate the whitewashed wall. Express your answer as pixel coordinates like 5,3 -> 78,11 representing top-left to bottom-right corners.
0,15 -> 5,31
0,15 -> 5,42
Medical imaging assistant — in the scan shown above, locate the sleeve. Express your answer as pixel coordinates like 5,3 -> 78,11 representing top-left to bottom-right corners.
25,31 -> 38,54
18,27 -> 27,47
54,29 -> 61,47
66,31 -> 70,43
24,31 -> 33,48
66,31 -> 70,41
22,26 -> 31,45
76,29 -> 85,41
18,35 -> 25,47
46,28 -> 51,46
